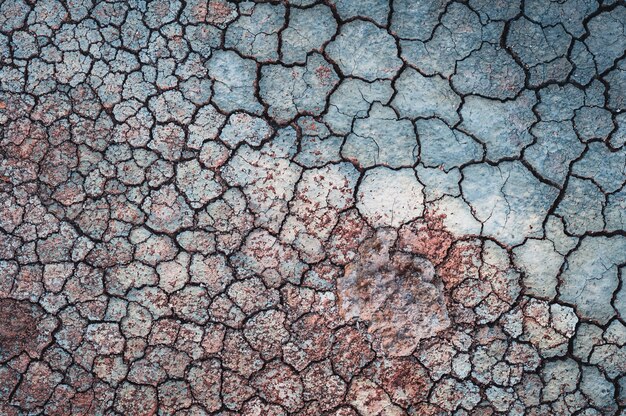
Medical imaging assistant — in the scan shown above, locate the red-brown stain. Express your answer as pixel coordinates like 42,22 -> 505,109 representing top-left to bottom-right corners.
0,299 -> 46,361
398,210 -> 454,266
437,240 -> 482,290
315,65 -> 334,85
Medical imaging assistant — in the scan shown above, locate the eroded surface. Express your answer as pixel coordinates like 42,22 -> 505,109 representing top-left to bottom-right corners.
1,0 -> 626,415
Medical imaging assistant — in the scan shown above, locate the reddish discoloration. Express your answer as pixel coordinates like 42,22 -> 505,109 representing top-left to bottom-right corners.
364,357 -> 433,407
437,239 -> 482,289
252,361 -> 304,412
327,209 -> 373,265
331,326 -> 376,381
0,299 -> 53,362
0,1 -> 608,413
398,210 -> 455,265
284,313 -> 333,370
315,65 -> 335,85
337,229 -> 450,357
207,0 -> 237,26
11,362 -> 62,410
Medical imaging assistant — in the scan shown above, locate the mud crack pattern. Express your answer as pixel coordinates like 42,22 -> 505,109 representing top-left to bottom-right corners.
1,0 -> 626,415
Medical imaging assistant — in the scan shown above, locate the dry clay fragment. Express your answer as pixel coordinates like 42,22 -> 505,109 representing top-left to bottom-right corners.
337,229 -> 450,356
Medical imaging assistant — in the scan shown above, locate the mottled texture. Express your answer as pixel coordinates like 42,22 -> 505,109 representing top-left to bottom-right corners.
1,0 -> 625,415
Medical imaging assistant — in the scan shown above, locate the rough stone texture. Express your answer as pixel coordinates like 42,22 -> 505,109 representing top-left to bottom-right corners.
0,299 -> 56,362
337,230 -> 450,356
1,1 -> 625,415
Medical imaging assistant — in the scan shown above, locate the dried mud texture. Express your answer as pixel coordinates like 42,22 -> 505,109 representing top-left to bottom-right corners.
0,299 -> 56,362
0,0 -> 626,415
337,229 -> 450,357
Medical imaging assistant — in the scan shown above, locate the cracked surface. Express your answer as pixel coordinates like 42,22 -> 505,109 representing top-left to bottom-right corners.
1,0 -> 626,415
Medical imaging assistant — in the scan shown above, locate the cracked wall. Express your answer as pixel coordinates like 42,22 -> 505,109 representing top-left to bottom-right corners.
0,0 -> 625,415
